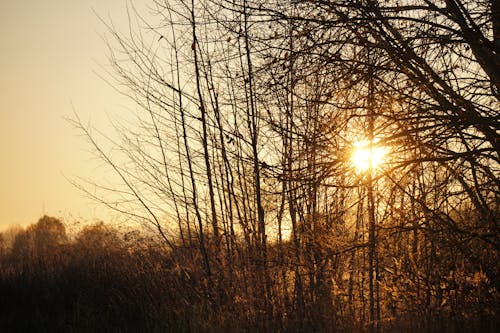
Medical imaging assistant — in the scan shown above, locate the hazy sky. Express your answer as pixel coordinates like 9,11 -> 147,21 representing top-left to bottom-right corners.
0,0 -> 149,229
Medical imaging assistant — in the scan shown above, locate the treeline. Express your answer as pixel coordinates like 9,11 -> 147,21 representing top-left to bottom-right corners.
0,213 -> 496,332
1,215 -> 297,332
0,215 -> 355,332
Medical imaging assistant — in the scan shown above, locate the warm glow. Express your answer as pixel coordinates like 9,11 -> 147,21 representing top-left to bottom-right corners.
351,139 -> 387,173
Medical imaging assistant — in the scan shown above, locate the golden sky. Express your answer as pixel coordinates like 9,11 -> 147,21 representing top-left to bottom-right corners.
0,0 -> 148,229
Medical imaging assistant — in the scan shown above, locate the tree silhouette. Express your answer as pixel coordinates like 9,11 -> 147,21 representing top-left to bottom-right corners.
67,1 -> 499,331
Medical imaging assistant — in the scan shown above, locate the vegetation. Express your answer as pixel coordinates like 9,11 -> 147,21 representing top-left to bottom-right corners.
1,213 -> 497,332
0,216 -> 230,332
3,0 -> 498,332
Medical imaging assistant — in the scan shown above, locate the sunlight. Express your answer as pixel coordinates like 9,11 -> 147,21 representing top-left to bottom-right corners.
351,138 -> 387,173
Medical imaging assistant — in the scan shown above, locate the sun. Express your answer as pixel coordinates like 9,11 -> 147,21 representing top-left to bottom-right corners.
351,139 -> 387,173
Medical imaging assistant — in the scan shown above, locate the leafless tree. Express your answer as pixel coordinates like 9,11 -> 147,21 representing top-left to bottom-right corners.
71,0 -> 498,331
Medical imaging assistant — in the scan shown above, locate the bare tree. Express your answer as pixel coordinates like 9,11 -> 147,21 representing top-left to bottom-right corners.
71,0 -> 498,331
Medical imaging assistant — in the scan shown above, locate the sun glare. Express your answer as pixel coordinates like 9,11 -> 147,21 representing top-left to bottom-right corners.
351,139 -> 387,173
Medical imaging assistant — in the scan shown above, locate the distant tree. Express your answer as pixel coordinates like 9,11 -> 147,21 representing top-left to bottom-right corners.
75,222 -> 121,252
11,228 -> 30,263
11,216 -> 67,270
28,215 -> 67,251
0,232 -> 5,258
1,224 -> 23,250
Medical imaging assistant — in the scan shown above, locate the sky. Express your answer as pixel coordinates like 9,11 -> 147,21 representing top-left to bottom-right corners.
0,0 -> 149,229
